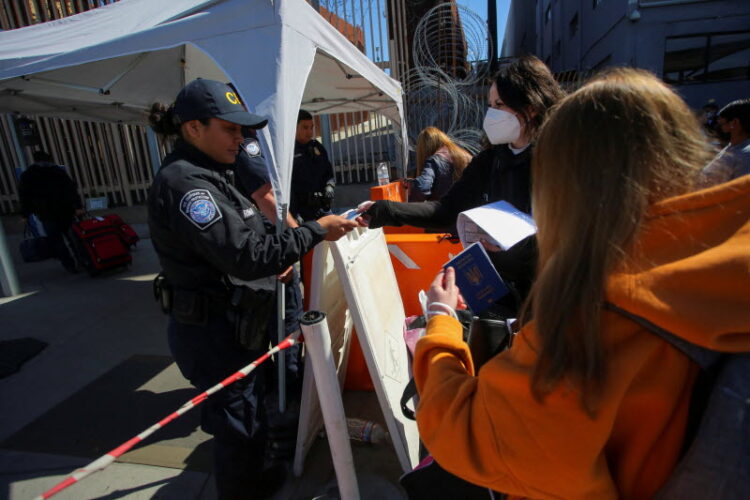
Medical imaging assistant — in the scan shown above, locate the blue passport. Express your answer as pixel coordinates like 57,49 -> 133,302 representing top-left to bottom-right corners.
444,242 -> 509,314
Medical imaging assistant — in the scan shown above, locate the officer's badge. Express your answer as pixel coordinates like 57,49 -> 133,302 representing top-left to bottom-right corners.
180,189 -> 223,230
243,139 -> 261,157
313,146 -> 321,156
242,207 -> 255,219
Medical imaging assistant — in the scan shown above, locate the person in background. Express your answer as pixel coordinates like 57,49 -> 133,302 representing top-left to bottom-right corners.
414,69 -> 750,498
701,98 -> 750,185
290,109 -> 335,222
147,78 -> 358,500
18,150 -> 84,273
699,99 -> 723,146
407,126 -> 472,202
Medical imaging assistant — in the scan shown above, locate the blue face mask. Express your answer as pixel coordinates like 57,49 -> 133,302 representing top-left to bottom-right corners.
483,108 -> 521,145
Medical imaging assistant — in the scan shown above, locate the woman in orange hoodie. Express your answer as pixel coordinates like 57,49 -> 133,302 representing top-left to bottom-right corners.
414,68 -> 750,499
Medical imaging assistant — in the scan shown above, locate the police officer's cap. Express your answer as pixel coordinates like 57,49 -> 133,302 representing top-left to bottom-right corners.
173,79 -> 268,129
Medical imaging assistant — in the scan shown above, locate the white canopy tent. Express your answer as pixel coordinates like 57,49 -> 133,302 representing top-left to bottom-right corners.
0,0 -> 408,212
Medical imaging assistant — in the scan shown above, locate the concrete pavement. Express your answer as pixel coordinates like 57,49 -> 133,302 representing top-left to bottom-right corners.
0,213 -> 405,500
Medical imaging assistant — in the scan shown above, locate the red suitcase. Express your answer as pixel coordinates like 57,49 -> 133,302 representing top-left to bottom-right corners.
71,218 -> 132,275
101,214 -> 140,247
75,215 -> 139,248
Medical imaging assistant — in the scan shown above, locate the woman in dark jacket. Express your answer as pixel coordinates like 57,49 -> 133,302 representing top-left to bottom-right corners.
359,55 -> 565,299
408,126 -> 472,202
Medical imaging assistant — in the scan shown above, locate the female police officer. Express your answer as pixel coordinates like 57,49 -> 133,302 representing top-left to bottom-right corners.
147,78 -> 358,499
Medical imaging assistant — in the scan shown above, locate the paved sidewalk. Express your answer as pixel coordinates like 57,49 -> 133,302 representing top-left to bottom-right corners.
0,223 -> 405,500
0,223 -> 218,500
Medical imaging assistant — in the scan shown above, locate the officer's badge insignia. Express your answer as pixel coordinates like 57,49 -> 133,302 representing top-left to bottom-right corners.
243,140 -> 261,157
180,189 -> 223,230
313,146 -> 321,156
242,207 -> 255,219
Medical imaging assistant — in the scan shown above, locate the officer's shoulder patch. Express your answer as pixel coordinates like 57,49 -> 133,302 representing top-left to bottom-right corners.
243,139 -> 261,157
179,189 -> 223,230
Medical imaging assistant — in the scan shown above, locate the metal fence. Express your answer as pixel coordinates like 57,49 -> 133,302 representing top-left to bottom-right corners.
310,1 -> 494,178
305,0 -> 410,184
0,0 -> 112,29
0,1 -> 487,214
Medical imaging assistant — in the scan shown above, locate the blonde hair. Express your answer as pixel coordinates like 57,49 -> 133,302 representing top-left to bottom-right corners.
527,68 -> 714,414
415,127 -> 472,181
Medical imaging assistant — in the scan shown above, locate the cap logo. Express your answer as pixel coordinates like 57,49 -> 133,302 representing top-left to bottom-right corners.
225,92 -> 240,105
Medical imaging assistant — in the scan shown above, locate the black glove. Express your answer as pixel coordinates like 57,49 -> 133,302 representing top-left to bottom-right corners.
366,199 -> 443,230
324,184 -> 335,199
364,200 -> 394,229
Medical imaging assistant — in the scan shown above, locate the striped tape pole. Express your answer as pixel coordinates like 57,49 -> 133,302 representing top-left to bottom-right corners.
35,332 -> 301,500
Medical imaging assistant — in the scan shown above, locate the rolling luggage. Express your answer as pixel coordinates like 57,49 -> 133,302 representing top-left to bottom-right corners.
71,217 -> 131,275
100,214 -> 140,247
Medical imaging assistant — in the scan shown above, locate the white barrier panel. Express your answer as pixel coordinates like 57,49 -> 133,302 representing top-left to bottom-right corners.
294,242 -> 355,476
330,227 -> 419,471
299,311 -> 360,500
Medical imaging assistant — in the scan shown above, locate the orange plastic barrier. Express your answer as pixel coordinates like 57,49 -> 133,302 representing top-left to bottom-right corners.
369,180 -> 406,202
369,181 -> 424,234
385,233 -> 462,316
343,330 -> 375,391
301,181 -> 460,390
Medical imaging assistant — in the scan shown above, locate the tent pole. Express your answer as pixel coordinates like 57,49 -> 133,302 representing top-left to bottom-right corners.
0,113 -> 24,297
277,203 -> 288,413
0,222 -> 20,297
146,128 -> 162,176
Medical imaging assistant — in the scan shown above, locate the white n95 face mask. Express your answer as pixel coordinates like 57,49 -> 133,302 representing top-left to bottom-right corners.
483,107 -> 522,145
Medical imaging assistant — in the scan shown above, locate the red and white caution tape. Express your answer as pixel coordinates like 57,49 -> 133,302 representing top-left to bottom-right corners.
35,332 -> 301,500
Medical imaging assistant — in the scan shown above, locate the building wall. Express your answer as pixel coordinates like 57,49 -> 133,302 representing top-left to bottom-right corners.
501,0 -> 538,57
503,0 -> 750,108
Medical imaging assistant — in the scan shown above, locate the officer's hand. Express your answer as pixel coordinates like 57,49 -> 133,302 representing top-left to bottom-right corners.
324,184 -> 335,200
74,208 -> 85,217
317,214 -> 359,241
277,266 -> 294,283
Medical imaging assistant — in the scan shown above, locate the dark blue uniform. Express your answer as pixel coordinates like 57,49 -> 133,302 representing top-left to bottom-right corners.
235,138 -> 269,196
147,139 -> 326,499
234,139 -> 304,384
290,139 -> 335,221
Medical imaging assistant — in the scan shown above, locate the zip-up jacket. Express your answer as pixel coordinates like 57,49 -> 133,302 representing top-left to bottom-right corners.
147,140 -> 326,292
368,144 -> 532,232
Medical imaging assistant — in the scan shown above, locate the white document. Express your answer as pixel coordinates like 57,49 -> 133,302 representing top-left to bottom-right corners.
456,200 -> 537,250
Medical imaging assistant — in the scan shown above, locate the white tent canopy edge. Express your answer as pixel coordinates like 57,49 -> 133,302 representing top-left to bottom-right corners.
0,0 -> 408,213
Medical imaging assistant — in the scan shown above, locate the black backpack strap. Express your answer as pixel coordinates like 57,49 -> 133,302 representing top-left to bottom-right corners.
604,302 -> 720,370
401,377 -> 417,420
